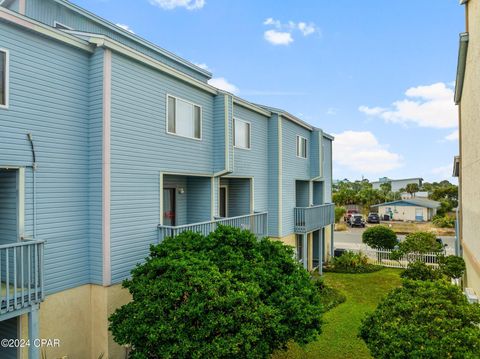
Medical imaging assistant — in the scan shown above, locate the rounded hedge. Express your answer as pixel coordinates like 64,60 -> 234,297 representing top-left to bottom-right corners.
439,255 -> 466,279
360,280 -> 480,358
109,226 -> 323,359
362,226 -> 398,249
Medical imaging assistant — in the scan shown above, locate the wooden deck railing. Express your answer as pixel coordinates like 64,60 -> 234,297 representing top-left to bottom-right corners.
158,212 -> 268,242
294,203 -> 335,233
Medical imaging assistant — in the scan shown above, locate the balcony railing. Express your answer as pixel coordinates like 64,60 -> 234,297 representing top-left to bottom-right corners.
158,212 -> 268,242
0,240 -> 45,317
294,203 -> 335,233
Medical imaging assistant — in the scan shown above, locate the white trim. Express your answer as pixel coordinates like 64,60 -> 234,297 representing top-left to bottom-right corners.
53,21 -> 73,30
102,49 -> 112,287
278,116 -> 283,235
225,94 -> 230,170
233,117 -> 251,150
296,135 -> 308,159
232,97 -> 271,118
165,93 -> 203,141
159,173 -> 164,225
0,48 -> 9,109
250,178 -> 254,213
211,177 -> 215,220
0,7 -> 93,52
219,185 -> 229,218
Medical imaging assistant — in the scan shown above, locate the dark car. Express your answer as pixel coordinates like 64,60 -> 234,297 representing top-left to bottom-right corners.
349,214 -> 366,228
367,213 -> 380,224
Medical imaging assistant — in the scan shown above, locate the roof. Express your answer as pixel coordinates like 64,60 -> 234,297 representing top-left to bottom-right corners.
455,32 -> 469,104
371,198 -> 441,209
371,177 -> 423,184
453,156 -> 460,177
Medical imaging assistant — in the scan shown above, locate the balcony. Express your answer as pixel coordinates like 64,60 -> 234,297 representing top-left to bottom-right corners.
0,240 -> 45,319
158,212 -> 268,242
294,203 -> 335,233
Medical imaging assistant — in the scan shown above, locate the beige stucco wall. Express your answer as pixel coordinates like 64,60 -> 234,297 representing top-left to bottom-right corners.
18,284 -> 131,359
460,0 -> 480,294
377,205 -> 429,222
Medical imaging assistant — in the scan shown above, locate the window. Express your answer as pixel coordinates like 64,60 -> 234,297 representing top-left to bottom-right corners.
0,49 -> 8,108
296,235 -> 303,263
167,95 -> 202,140
234,118 -> 251,149
296,135 -> 307,158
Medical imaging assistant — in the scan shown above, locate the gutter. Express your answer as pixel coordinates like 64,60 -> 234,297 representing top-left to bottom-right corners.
454,32 -> 469,105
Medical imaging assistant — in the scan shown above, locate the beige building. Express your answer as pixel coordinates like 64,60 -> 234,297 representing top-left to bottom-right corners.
455,0 -> 480,296
371,198 -> 440,222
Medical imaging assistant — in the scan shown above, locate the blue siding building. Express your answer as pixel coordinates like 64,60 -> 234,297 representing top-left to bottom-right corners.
0,1 -> 334,357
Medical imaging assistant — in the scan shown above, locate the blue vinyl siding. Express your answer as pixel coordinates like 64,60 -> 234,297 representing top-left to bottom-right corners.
0,170 -> 17,244
213,95 -> 227,173
267,114 -> 280,237
313,181 -> 324,205
25,0 -> 210,82
281,118 -> 310,236
310,131 -> 321,178
186,177 -> 211,223
232,104 -> 269,214
109,52 -> 215,283
323,137 -> 333,203
0,22 -> 91,294
295,180 -> 309,207
220,178 -> 250,217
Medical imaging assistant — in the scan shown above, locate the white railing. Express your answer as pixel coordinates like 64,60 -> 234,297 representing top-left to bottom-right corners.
0,240 -> 45,317
158,212 -> 268,242
294,203 -> 335,233
347,247 -> 443,269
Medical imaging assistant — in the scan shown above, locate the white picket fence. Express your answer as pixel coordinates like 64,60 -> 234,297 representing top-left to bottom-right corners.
347,247 -> 443,269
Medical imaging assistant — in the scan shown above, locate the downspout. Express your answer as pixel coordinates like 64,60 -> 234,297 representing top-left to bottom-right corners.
27,133 -> 37,239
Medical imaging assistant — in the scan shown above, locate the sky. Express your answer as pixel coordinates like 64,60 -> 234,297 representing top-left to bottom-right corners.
73,0 -> 464,183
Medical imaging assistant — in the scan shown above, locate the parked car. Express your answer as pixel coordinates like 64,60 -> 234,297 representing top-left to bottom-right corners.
349,214 -> 366,228
367,213 -> 380,224
344,209 -> 359,222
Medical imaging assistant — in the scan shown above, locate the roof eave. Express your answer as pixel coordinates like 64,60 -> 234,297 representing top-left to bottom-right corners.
454,32 -> 469,105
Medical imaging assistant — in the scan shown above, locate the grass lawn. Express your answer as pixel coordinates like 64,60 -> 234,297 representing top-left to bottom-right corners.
273,268 -> 402,359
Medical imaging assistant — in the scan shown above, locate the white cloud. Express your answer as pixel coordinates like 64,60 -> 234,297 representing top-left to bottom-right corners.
359,82 -> 457,129
431,164 -> 453,179
193,62 -> 210,71
333,131 -> 403,173
264,30 -> 294,46
149,0 -> 205,10
262,18 -> 319,45
116,23 -> 134,33
445,129 -> 459,141
208,77 -> 239,94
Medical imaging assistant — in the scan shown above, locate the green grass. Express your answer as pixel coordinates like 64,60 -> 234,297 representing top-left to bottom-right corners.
273,268 -> 402,359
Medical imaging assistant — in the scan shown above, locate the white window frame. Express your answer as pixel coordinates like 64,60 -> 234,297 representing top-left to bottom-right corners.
296,135 -> 307,159
0,49 -> 9,109
54,21 -> 73,30
233,118 -> 251,150
166,94 -> 203,141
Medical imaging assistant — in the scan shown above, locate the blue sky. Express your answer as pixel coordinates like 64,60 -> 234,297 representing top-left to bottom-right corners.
74,0 -> 463,183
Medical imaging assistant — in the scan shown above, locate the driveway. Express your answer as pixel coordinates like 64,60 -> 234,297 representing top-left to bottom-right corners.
334,226 -> 456,254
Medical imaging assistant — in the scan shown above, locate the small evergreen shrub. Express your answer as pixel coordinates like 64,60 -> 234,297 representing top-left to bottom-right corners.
439,255 -> 466,279
335,206 -> 347,223
432,215 -> 455,228
324,251 -> 383,273
362,226 -> 398,249
360,280 -> 480,359
399,231 -> 443,254
400,261 -> 442,281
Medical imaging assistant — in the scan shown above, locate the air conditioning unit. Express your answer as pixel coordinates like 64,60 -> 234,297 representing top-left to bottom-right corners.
464,288 -> 479,304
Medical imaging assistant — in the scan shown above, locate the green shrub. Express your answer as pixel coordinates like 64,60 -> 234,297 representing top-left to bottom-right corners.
314,276 -> 346,312
432,215 -> 455,228
109,226 -> 323,359
324,251 -> 383,273
399,231 -> 443,254
360,280 -> 480,359
401,261 -> 442,281
362,226 -> 398,249
439,255 -> 466,279
335,206 -> 347,223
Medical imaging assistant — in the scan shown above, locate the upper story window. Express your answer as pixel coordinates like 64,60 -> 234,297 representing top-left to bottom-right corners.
234,118 -> 251,149
296,135 -> 307,159
0,49 -> 8,108
167,95 -> 202,140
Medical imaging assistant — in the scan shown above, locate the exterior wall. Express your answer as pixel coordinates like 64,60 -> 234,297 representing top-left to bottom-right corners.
281,117 -> 311,236
109,51 -> 216,283
24,0 -> 210,82
323,137 -> 333,203
377,204 -> 428,222
220,178 -> 251,217
267,114 -> 280,237
295,180 -> 310,207
372,178 -> 422,192
460,0 -> 480,293
0,170 -> 18,243
0,20 -> 93,293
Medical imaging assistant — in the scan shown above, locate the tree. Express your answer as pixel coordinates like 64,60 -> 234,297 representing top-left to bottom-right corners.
109,226 -> 323,359
335,206 -> 346,223
362,226 -> 398,249
405,183 -> 420,198
398,231 -> 442,254
401,261 -> 442,281
360,280 -> 480,359
379,182 -> 392,196
439,255 -> 466,279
